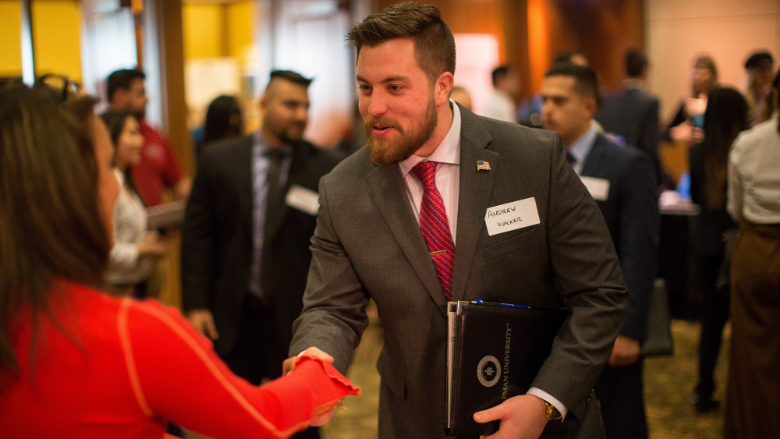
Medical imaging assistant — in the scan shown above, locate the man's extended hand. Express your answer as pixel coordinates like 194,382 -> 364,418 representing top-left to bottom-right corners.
282,347 -> 335,376
474,394 -> 548,439
608,335 -> 641,367
187,309 -> 218,340
282,347 -> 337,426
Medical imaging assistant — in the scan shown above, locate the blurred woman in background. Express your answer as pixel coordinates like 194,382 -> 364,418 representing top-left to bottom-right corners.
198,94 -> 244,157
666,55 -> 720,148
688,87 -> 748,413
0,82 -> 358,439
101,111 -> 167,297
724,68 -> 780,439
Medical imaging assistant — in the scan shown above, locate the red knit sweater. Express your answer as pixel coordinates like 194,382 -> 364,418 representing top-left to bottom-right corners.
0,281 -> 359,438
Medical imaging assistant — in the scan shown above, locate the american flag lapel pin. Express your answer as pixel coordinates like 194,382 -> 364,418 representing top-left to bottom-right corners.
476,160 -> 491,171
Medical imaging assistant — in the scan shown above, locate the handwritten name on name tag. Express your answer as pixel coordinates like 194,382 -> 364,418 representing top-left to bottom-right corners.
579,176 -> 610,201
285,184 -> 319,216
484,197 -> 541,236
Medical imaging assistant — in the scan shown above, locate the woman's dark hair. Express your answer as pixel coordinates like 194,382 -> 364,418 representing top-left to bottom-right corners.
203,95 -> 243,147
100,111 -> 143,204
701,87 -> 748,210
693,55 -> 719,96
0,84 -> 110,374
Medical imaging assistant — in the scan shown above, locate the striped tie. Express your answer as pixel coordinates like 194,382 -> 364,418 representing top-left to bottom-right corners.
412,161 -> 455,301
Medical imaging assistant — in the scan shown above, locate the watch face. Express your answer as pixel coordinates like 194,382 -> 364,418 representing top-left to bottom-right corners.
545,402 -> 562,420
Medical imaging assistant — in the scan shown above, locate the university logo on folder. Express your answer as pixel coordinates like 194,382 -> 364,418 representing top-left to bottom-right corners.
445,300 -> 570,436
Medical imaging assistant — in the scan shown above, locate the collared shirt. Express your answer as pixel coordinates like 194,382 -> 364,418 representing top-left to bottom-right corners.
728,113 -> 780,224
622,78 -> 646,91
398,101 -> 568,420
398,100 -> 461,243
248,133 -> 293,296
567,127 -> 598,175
107,169 -> 154,285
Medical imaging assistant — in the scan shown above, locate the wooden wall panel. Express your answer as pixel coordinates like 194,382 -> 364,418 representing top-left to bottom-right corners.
374,0 -> 645,99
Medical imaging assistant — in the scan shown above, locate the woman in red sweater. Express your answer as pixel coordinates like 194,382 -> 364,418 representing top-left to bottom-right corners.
0,82 -> 359,438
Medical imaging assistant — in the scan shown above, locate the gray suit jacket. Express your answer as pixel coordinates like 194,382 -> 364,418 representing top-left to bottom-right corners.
290,106 -> 628,438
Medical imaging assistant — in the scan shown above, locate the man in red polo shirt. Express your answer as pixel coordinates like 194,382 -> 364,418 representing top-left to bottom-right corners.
106,69 -> 191,206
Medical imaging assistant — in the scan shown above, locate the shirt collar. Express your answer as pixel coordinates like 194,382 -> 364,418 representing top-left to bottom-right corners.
399,99 -> 461,177
622,78 -> 646,90
253,131 -> 292,156
568,126 -> 598,164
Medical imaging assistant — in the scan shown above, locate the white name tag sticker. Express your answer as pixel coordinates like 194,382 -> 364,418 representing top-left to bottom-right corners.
579,176 -> 610,201
484,197 -> 541,236
285,184 -> 319,216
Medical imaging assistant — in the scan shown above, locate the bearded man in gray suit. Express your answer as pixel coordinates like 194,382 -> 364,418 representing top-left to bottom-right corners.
285,3 -> 627,438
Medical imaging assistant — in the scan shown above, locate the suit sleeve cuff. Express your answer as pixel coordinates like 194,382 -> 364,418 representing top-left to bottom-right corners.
527,387 -> 568,421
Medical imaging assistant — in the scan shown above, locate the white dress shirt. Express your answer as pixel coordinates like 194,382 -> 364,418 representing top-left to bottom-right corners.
728,113 -> 780,223
107,169 -> 154,285
398,101 -> 462,242
567,127 -> 598,175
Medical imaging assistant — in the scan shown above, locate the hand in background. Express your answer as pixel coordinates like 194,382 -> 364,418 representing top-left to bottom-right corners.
474,394 -> 548,439
670,120 -> 694,145
187,309 -> 219,340
138,231 -> 167,258
685,95 -> 708,117
608,335 -> 641,367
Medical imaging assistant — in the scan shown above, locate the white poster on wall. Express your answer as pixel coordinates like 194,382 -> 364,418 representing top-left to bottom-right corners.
453,34 -> 500,115
185,58 -> 241,112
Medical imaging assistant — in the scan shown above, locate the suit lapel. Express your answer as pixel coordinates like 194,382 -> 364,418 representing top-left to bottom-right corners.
451,109 -> 497,301
263,142 -> 305,246
235,137 -> 254,231
580,134 -> 606,178
367,163 -> 447,308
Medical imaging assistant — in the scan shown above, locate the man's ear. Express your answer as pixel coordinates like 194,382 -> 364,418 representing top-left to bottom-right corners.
584,97 -> 598,120
258,94 -> 267,113
435,72 -> 454,107
111,88 -> 127,109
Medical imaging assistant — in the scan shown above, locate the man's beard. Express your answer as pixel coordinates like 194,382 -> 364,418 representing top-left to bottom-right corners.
365,98 -> 438,165
130,107 -> 145,121
268,121 -> 306,145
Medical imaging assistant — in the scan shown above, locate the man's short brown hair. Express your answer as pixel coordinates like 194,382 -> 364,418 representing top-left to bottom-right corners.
347,1 -> 455,82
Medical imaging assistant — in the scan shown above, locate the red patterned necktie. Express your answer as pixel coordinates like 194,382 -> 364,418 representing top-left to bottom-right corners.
412,161 -> 455,301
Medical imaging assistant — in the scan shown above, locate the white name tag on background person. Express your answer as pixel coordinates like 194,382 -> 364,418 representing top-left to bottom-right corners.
285,185 -> 320,216
579,176 -> 610,201
484,197 -> 541,236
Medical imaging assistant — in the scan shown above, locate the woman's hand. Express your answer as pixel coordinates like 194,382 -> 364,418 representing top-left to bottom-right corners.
138,231 -> 167,258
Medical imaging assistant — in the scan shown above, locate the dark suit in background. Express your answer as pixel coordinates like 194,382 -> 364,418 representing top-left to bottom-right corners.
578,134 -> 659,439
290,106 -> 628,439
598,84 -> 668,188
181,135 -> 339,437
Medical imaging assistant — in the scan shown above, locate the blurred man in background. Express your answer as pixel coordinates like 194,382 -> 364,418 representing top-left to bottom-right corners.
482,64 -> 520,123
542,63 -> 659,439
181,70 -> 340,439
107,69 -> 191,206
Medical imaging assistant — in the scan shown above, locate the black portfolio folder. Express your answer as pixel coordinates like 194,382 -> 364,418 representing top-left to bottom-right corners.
446,301 -> 570,436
